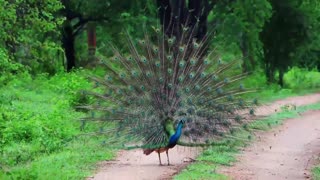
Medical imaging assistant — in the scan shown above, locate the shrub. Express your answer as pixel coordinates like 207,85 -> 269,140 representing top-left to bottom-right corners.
284,67 -> 320,89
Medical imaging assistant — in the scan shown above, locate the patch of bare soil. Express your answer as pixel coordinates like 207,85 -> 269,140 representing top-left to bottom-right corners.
89,93 -> 320,180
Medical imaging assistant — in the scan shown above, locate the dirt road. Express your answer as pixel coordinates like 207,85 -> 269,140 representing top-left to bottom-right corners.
90,93 -> 320,180
220,110 -> 320,180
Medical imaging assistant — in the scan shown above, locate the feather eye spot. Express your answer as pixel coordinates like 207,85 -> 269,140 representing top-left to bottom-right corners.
185,87 -> 190,93
167,55 -> 173,61
178,75 -> 184,82
216,87 -> 223,94
139,39 -> 146,45
189,72 -> 195,79
239,83 -> 245,90
146,71 -> 152,78
152,88 -> 157,93
212,74 -> 218,81
204,59 -> 209,65
105,75 -> 112,81
119,72 -> 126,79
155,61 -> 161,67
190,58 -> 196,65
131,70 -> 138,77
194,85 -> 201,91
187,98 -> 193,105
193,42 -> 199,49
200,72 -> 207,78
153,46 -> 159,53
179,61 -> 185,67
168,37 -> 175,45
128,85 -> 134,91
141,57 -> 147,63
113,56 -> 120,61
239,99 -> 244,106
249,109 -> 255,115
127,56 -> 133,61
235,115 -> 242,122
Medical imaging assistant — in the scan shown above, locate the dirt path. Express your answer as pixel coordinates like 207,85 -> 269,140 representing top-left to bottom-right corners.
90,93 -> 320,180
220,110 -> 320,180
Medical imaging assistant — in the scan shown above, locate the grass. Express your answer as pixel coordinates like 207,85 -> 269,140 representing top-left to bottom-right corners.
174,103 -> 320,180
312,167 -> 320,180
0,70 -> 115,180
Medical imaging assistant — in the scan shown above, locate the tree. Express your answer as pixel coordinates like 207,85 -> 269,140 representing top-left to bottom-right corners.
60,0 -> 111,71
59,0 -> 154,71
208,0 -> 272,72
0,0 -> 63,74
232,0 -> 272,71
260,0 -> 320,86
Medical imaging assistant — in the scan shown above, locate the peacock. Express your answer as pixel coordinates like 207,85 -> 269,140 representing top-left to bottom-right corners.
79,20 -> 258,166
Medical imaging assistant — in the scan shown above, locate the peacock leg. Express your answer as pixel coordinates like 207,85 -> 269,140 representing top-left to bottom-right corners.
158,151 -> 162,166
166,150 -> 170,165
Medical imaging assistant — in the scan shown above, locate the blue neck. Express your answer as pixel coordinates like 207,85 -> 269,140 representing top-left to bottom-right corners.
168,122 -> 183,145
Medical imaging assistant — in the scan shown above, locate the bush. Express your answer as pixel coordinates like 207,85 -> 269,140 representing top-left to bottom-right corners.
0,48 -> 24,86
0,70 -> 90,168
284,67 -> 320,89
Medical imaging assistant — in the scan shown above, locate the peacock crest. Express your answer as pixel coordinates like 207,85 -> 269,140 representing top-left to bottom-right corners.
79,21 -> 258,165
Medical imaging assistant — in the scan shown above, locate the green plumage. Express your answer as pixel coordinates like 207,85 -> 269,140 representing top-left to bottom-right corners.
164,118 -> 175,136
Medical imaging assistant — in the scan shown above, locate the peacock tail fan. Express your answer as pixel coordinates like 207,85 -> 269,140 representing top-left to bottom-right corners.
78,22 -> 262,149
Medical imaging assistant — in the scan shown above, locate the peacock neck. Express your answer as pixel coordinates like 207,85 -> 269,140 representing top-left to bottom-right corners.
168,121 -> 184,146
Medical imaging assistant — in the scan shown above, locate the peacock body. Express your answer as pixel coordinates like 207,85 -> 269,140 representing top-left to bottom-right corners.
80,22 -> 258,165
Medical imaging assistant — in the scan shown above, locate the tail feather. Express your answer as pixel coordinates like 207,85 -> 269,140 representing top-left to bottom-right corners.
81,20 -> 261,149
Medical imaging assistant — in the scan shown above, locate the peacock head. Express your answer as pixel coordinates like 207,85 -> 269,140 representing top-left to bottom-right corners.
179,118 -> 186,126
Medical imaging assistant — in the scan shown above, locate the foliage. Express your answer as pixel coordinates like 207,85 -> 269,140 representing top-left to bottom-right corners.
0,48 -> 24,86
0,0 -> 64,74
210,0 -> 272,71
312,166 -> 320,180
0,70 -> 115,179
283,67 -> 320,89
61,0 -> 157,71
261,0 -> 320,86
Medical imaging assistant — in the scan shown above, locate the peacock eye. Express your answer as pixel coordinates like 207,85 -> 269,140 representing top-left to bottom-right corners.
179,61 -> 185,67
193,42 -> 199,49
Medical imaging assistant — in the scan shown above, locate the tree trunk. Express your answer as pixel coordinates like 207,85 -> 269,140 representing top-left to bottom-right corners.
87,23 -> 96,56
240,33 -> 255,72
62,22 -> 76,72
278,68 -> 284,87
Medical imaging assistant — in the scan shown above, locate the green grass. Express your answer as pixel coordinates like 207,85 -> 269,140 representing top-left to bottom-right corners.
0,70 -> 115,180
312,166 -> 320,180
174,103 -> 320,180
